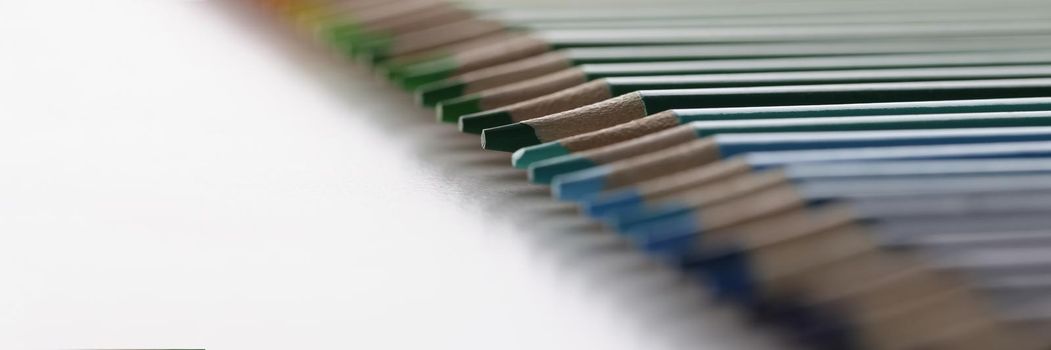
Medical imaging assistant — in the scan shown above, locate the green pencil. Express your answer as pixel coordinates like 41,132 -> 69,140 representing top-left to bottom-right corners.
393,14 -> 1051,90
359,1 -> 1051,71
413,35 -> 1051,107
326,0 -> 1051,62
365,19 -> 1051,73
452,63 -> 1051,131
448,50 -> 1051,126
480,78 -> 1051,152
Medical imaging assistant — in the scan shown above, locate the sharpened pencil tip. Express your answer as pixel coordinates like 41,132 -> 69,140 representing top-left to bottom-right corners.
396,56 -> 458,91
529,155 -> 597,184
460,110 -> 514,134
583,189 -> 645,218
512,142 -> 570,168
642,233 -> 700,261
611,205 -> 692,233
480,122 -> 541,152
437,95 -> 482,123
351,35 -> 391,59
417,79 -> 467,107
687,248 -> 756,301
552,167 -> 610,201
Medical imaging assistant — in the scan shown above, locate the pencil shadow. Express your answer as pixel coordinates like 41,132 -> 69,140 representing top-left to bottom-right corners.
213,2 -> 792,349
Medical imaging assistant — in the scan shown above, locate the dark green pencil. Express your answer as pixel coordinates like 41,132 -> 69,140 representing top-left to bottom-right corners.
375,19 -> 1051,84
452,63 -> 1051,132
479,78 -> 1051,152
413,35 -> 1051,107
394,16 -> 1051,91
333,1 -> 1051,64
386,18 -> 1051,84
449,50 -> 1051,126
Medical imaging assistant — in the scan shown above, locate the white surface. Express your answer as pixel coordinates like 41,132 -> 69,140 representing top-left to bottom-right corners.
0,1 -> 783,349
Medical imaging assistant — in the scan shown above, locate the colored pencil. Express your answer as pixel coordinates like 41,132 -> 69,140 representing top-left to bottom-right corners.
364,19 -> 1051,69
529,114 -> 1051,184
586,157 -> 1051,218
601,154 -> 1051,233
547,111 -> 1051,199
450,63 -> 1051,132
455,51 -> 1051,127
398,30 -> 1051,93
675,181 -> 1051,282
636,174 -> 1051,255
480,78 -> 1051,152
684,199 -> 1051,348
317,1 -> 1051,63
414,35 -> 1051,107
569,139 -> 1051,217
596,139 -> 1051,218
511,97 -> 1051,169
376,11 -> 1051,65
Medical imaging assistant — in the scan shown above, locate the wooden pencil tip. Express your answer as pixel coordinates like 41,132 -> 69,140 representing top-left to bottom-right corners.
460,110 -> 514,134
396,56 -> 458,91
416,79 -> 467,107
512,142 -> 571,169
552,168 -> 609,201
436,95 -> 482,123
529,155 -> 598,184
583,189 -> 646,218
481,122 -> 541,152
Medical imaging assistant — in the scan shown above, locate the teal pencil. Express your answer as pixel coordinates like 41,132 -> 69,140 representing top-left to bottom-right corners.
511,97 -> 1051,169
547,110 -> 1051,199
528,111 -> 1051,184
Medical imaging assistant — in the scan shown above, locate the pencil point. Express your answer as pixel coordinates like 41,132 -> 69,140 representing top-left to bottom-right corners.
528,155 -> 597,184
687,248 -> 756,301
350,36 -> 391,59
552,167 -> 610,201
512,142 -> 570,168
397,57 -> 458,91
460,110 -> 514,134
437,95 -> 482,123
417,80 -> 467,107
583,189 -> 645,218
319,23 -> 360,56
629,215 -> 702,257
610,205 -> 691,233
642,233 -> 700,261
383,65 -> 408,83
480,122 -> 541,152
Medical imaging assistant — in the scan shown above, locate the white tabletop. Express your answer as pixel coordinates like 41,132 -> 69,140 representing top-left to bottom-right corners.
0,1 -> 785,349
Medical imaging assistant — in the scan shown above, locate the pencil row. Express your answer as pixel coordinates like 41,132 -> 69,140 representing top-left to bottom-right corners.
252,0 -> 1051,349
